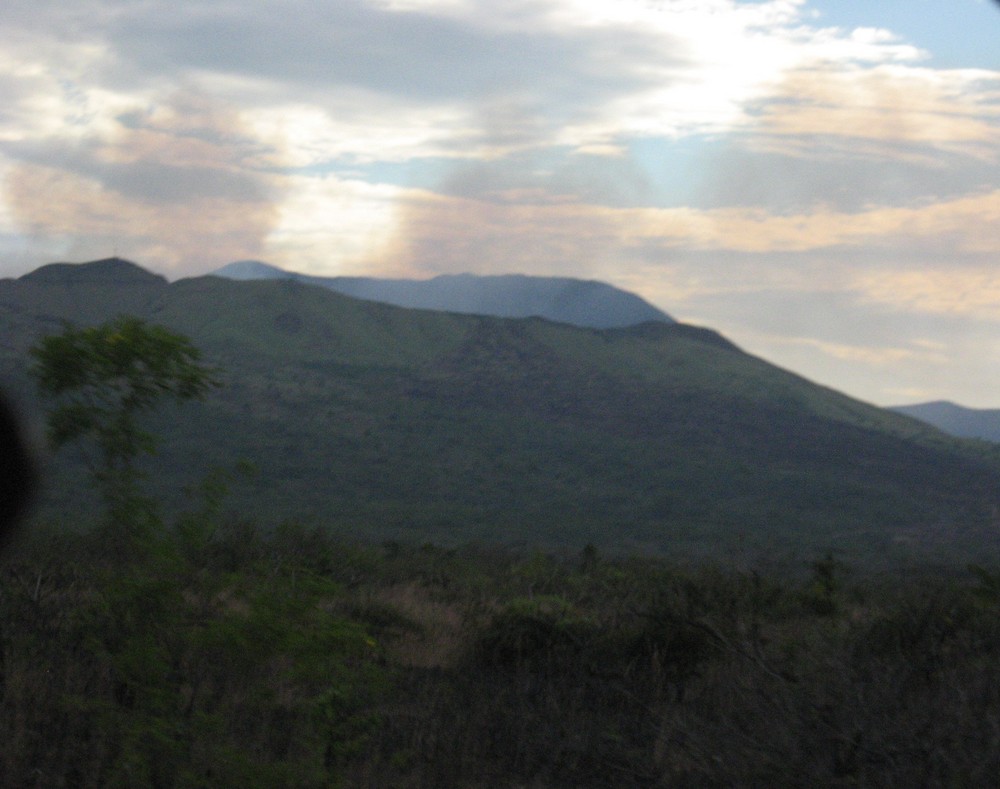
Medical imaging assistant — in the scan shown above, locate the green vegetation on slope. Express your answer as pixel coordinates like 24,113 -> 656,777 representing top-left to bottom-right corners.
7,271 -> 1000,785
3,259 -> 1000,563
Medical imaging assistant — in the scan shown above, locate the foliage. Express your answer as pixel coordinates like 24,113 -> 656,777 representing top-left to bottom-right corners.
5,265 -> 1000,564
471,595 -> 596,671
5,518 -> 1000,787
0,517 -> 385,788
30,315 -> 218,535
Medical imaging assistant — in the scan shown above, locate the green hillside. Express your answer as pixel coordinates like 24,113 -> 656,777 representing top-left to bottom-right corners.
3,258 -> 999,565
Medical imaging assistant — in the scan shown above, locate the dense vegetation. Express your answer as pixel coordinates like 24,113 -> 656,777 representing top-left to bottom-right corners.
5,514 -> 1000,787
6,306 -> 1000,786
4,258 -> 1000,564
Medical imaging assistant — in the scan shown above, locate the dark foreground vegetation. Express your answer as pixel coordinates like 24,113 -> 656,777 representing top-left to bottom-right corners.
4,513 -> 1000,787
6,311 -> 1000,786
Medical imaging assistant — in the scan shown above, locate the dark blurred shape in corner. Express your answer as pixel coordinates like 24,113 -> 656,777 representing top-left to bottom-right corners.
0,392 -> 36,551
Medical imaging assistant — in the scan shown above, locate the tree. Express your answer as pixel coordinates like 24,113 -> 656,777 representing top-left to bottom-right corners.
30,315 -> 219,535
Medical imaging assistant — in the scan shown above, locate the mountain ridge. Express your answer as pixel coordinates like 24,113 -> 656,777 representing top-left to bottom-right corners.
891,400 -> 1000,443
3,258 -> 999,565
19,257 -> 168,286
212,260 -> 674,329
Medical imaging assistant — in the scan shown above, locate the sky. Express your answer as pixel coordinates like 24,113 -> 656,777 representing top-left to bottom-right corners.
1,0 -> 999,408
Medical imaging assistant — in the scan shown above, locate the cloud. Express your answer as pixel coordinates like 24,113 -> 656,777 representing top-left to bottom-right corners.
628,189 -> 1000,252
856,268 -> 1000,320
107,0 -> 672,120
694,60 -> 1000,214
5,91 -> 285,273
344,179 -> 1000,301
773,335 -> 947,367
753,64 -> 1000,151
5,0 -> 976,176
2,0 -> 1000,408
697,138 -> 1000,214
9,0 -> 922,168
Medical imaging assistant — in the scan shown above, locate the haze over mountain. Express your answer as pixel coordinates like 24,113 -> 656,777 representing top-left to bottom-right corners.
891,401 -> 1000,444
212,260 -> 673,329
4,258 -> 1000,565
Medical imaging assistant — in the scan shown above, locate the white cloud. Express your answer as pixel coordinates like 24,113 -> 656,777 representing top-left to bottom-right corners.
246,99 -> 484,167
856,268 -> 1000,321
751,64 -> 1000,154
2,0 -> 1000,406
775,335 -> 947,367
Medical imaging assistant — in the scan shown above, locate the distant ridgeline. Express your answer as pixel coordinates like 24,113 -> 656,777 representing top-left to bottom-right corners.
4,257 -> 1000,566
890,401 -> 1000,444
19,256 -> 168,286
212,260 -> 674,329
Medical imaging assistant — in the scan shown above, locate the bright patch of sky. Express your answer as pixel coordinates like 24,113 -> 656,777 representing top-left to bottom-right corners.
810,0 -> 1000,69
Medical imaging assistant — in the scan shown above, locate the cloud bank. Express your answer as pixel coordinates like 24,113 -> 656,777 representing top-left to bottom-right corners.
1,0 -> 999,406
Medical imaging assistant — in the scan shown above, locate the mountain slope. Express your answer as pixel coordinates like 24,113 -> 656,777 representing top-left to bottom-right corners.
891,401 -> 1000,443
212,260 -> 674,329
3,259 -> 999,565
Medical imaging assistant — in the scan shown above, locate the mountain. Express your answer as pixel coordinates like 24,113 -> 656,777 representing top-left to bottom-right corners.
20,256 -> 168,286
891,401 -> 1000,443
213,260 -> 291,280
212,260 -> 674,329
4,258 -> 1000,566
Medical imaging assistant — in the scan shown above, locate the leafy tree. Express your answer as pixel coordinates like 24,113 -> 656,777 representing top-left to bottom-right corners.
30,315 -> 218,535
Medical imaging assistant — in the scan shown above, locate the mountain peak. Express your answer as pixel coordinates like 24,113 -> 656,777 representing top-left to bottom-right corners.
212,260 -> 290,280
21,258 -> 167,286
